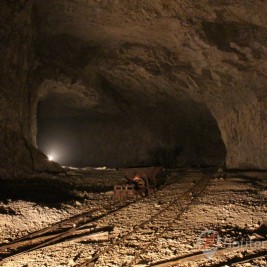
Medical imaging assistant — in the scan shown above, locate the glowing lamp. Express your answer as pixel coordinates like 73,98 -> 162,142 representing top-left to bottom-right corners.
48,155 -> 54,161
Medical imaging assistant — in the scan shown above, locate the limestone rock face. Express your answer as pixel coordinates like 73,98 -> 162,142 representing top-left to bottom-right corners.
0,0 -> 61,173
35,0 -> 266,169
0,0 -> 266,171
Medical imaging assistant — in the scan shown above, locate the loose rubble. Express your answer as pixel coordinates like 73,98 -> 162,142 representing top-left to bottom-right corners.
0,169 -> 266,266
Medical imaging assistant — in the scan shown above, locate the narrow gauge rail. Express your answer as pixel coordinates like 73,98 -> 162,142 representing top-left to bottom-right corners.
77,174 -> 211,267
0,171 -> 187,264
150,241 -> 267,267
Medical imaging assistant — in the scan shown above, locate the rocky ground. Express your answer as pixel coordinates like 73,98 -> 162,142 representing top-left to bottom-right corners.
0,168 -> 266,267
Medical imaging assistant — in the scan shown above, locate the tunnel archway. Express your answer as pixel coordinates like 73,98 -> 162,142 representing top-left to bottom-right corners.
35,80 -> 226,168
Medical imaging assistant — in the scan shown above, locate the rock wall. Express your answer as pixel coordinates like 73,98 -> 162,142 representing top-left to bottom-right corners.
0,1 -> 266,172
35,0 -> 267,169
0,1 -> 61,173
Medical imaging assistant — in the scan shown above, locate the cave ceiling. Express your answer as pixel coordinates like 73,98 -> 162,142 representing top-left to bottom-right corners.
33,0 -> 267,169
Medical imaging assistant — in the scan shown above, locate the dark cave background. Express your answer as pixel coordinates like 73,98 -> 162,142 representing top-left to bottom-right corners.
37,89 -> 226,168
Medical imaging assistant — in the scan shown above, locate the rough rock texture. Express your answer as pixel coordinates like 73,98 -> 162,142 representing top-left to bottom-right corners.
0,0 -> 266,171
35,0 -> 267,169
0,0 -> 61,173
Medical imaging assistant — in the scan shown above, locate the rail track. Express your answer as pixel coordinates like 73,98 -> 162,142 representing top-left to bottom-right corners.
76,173 -> 212,267
0,199 -> 131,263
1,170 -> 265,267
150,240 -> 267,267
0,170 -> 188,265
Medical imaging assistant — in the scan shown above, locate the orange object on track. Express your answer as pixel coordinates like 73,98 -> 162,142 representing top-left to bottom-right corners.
114,166 -> 162,200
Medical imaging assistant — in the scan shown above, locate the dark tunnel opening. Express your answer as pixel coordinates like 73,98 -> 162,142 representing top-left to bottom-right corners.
36,87 -> 226,169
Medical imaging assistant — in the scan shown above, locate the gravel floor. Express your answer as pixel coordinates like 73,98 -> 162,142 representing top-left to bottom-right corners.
0,169 -> 266,267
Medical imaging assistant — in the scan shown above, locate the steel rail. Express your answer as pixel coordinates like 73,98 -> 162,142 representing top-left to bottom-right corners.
76,174 -> 210,267
150,240 -> 267,267
0,172 -> 186,264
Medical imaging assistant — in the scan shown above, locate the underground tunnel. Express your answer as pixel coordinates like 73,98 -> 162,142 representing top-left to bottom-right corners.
0,1 -> 266,266
36,81 -> 226,168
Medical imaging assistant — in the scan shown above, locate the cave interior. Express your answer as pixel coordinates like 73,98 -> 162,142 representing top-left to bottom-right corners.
0,1 -> 266,266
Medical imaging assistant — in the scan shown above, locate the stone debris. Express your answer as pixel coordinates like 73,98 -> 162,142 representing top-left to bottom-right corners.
0,170 -> 266,267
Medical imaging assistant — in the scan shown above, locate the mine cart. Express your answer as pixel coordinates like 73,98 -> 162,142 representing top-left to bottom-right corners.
114,166 -> 162,200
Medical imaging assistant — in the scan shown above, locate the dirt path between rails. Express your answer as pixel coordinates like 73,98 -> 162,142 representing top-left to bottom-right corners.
0,169 -> 266,267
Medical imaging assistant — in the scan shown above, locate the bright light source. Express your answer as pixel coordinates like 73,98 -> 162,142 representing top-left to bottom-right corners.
48,155 -> 54,161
